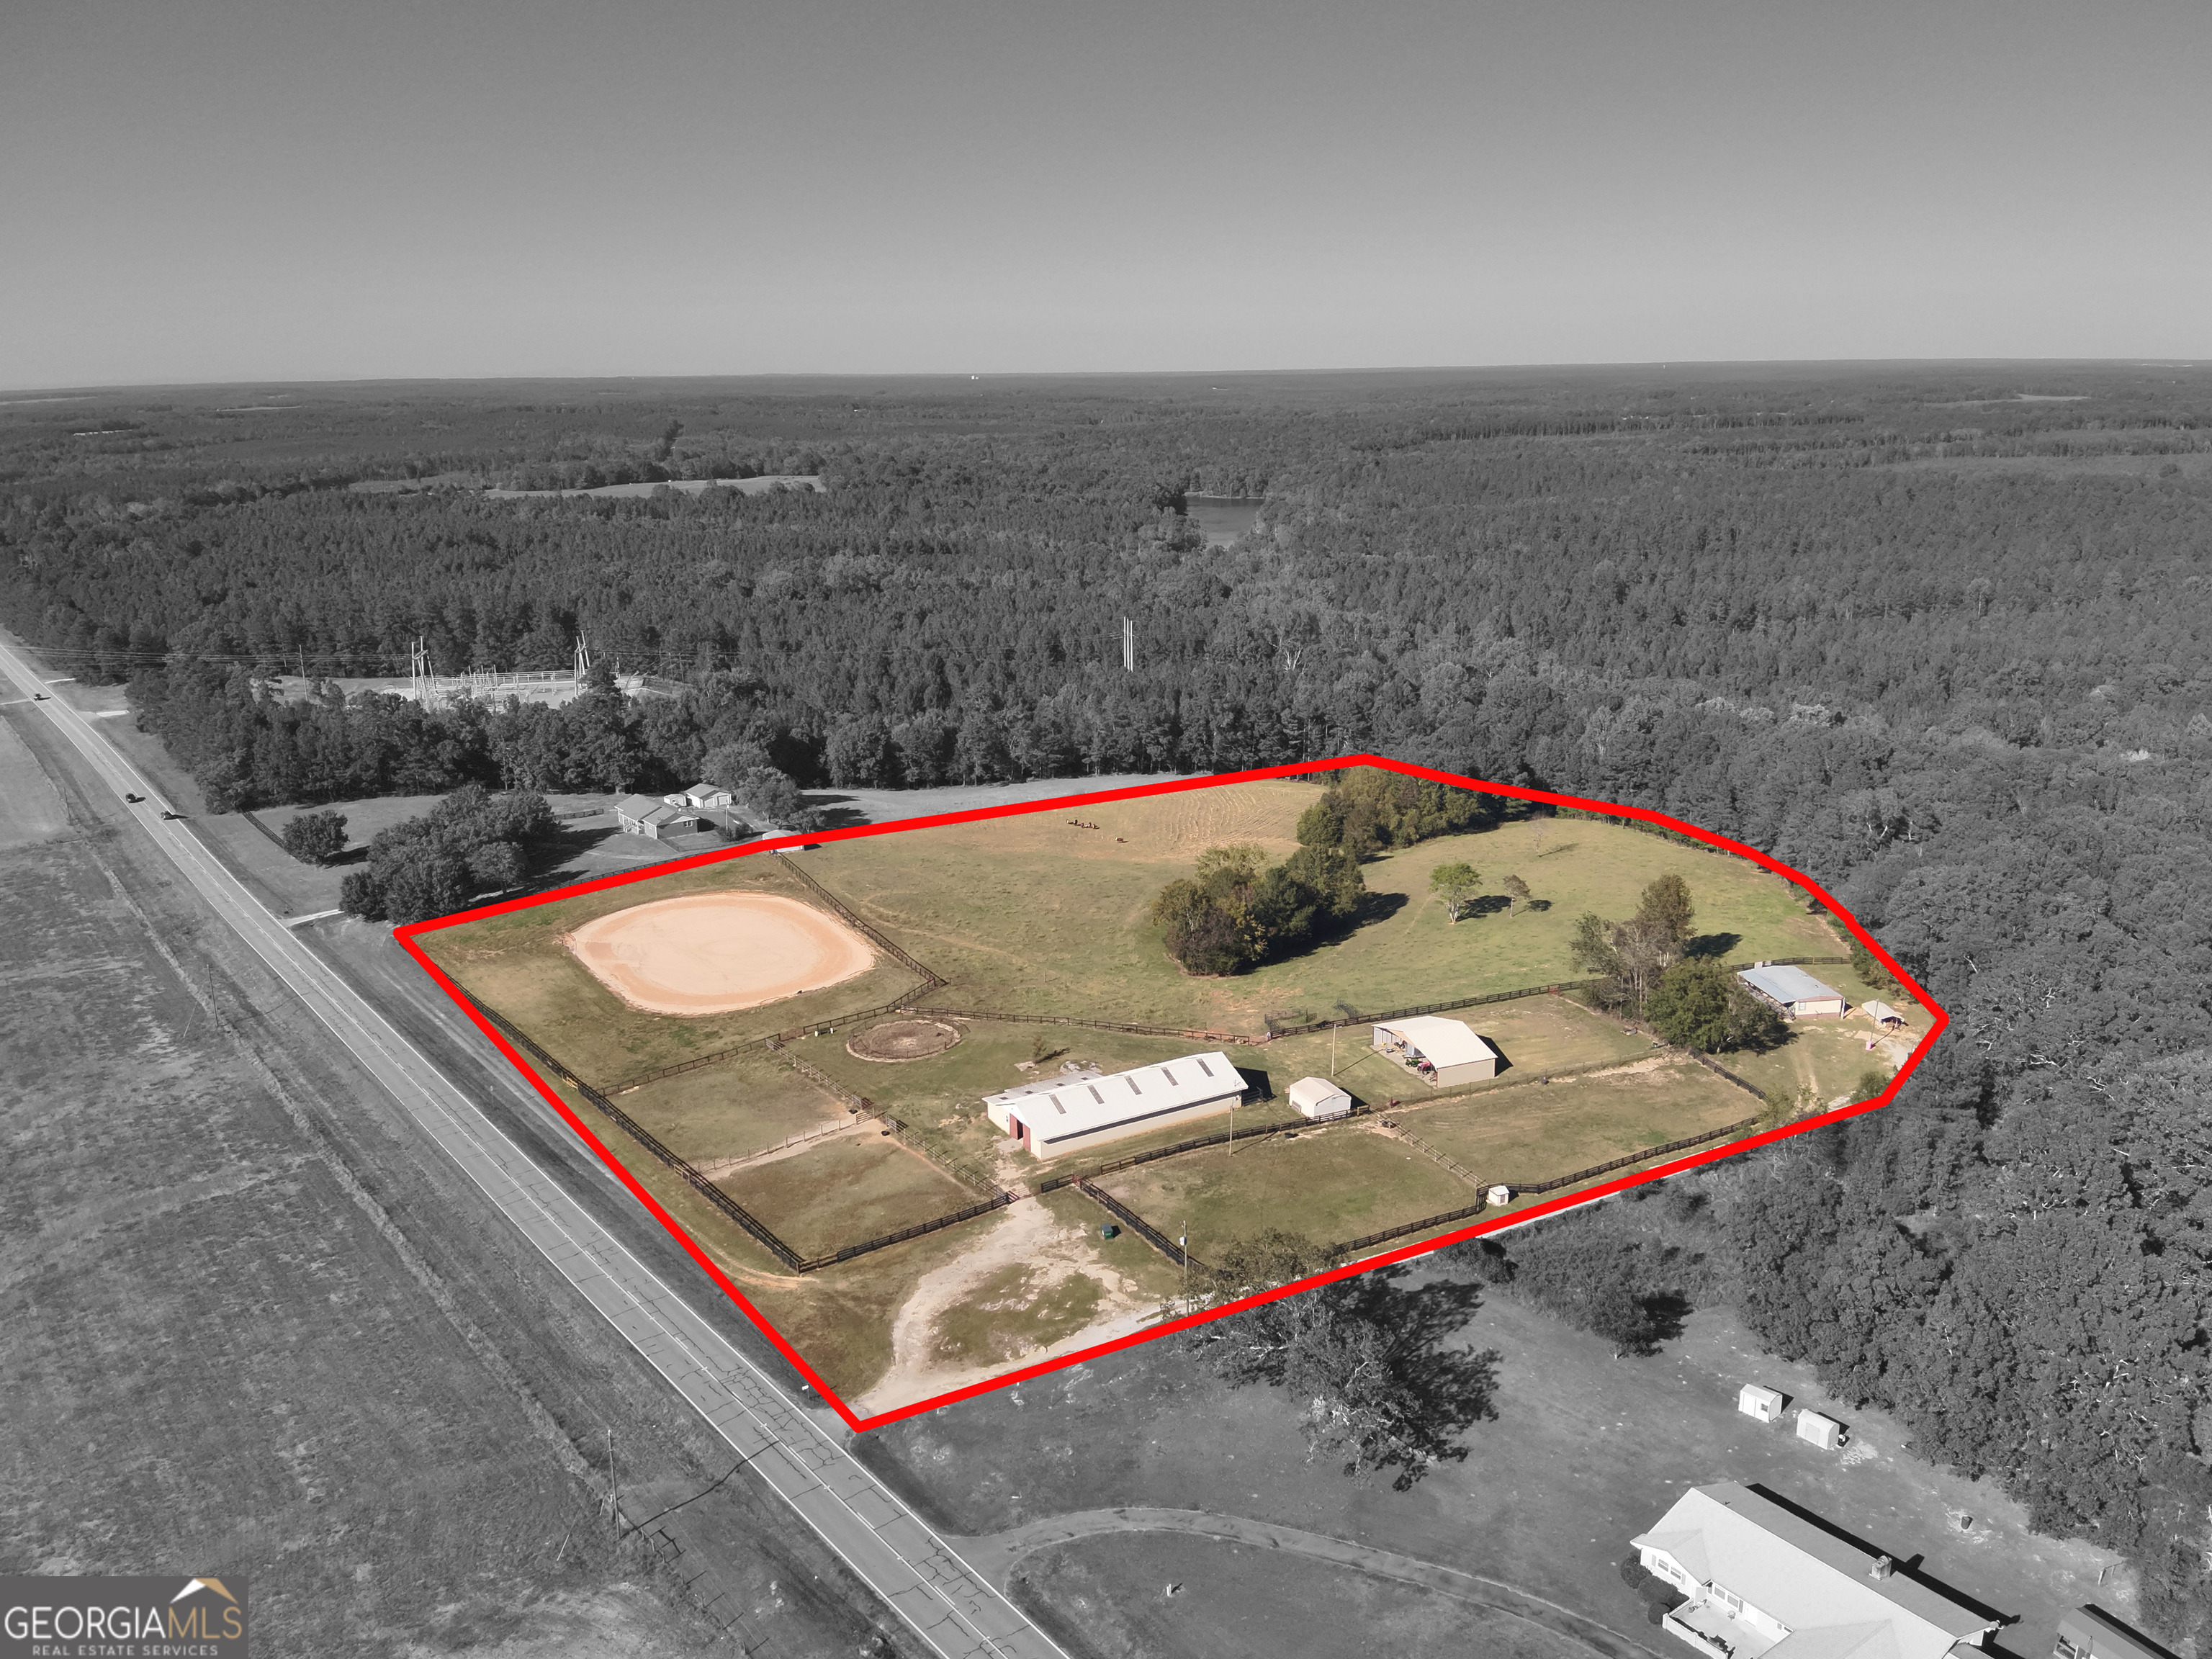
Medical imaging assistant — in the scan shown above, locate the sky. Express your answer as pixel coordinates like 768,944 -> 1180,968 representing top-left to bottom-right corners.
4,0 -> 2206,386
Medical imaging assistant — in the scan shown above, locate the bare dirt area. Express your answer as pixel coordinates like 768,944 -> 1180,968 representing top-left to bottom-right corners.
849,1017 -> 963,1061
860,1256 -> 2131,1659
856,1192 -> 1174,1419
566,889 -> 875,1015
0,703 -> 926,1658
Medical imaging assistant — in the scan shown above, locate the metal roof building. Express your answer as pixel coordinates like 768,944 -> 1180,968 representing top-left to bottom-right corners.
1737,964 -> 1848,1018
1862,999 -> 1907,1028
984,1052 -> 1244,1159
1372,1015 -> 1500,1086
1632,1482 -> 2000,1658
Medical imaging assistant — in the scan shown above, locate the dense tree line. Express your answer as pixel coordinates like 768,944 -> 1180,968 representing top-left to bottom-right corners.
338,786 -> 555,925
4,369 -> 2209,1644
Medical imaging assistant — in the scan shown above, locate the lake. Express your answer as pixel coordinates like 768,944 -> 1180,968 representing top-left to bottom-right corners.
1182,495 -> 1266,546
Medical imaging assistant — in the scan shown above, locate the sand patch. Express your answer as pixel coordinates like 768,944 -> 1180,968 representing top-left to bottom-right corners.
565,891 -> 874,1016
855,1195 -> 1163,1416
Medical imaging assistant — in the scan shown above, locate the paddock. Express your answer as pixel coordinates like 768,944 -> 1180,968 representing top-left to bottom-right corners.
565,891 -> 875,1015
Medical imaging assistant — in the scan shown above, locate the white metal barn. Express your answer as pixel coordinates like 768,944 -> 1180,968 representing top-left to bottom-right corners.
1287,1076 -> 1353,1121
984,1052 -> 1244,1159
1371,1016 -> 1498,1086
1737,963 -> 1848,1020
1737,1384 -> 1786,1424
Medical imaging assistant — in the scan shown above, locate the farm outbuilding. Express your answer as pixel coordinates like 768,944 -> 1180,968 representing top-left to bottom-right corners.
1372,1016 -> 1498,1086
2055,1604 -> 2180,1659
615,793 -> 702,840
1863,999 -> 1908,1030
1797,1410 -> 1845,1450
1737,1384 -> 1786,1424
1288,1076 -> 1353,1121
1737,963 -> 1848,1019
984,1051 -> 1244,1159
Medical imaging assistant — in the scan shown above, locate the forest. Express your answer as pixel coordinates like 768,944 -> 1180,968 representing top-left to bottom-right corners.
3,364 -> 2208,1644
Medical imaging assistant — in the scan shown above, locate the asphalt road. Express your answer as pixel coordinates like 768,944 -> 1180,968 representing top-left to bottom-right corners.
0,640 -> 1066,1659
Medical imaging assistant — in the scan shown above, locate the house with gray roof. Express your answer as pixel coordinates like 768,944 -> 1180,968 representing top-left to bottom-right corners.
1737,963 -> 1848,1019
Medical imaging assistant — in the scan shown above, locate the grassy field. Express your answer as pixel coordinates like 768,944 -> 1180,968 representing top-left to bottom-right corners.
611,1048 -> 851,1164
718,1135 -> 981,1260
1098,1119 -> 1483,1262
797,779 -> 1835,1030
1012,1532 -> 1597,1659
1408,1058 -> 1755,1195
416,850 -> 925,1084
865,1287 -> 2131,1659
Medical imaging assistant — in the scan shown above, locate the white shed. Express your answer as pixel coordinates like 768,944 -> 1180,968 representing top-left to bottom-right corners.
1797,1411 -> 1845,1451
1287,1076 -> 1353,1121
984,1051 -> 1243,1159
1485,1185 -> 1513,1208
1737,1384 -> 1786,1424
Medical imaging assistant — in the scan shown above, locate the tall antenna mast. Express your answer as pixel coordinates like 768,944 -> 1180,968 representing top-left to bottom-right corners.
1122,617 -> 1134,672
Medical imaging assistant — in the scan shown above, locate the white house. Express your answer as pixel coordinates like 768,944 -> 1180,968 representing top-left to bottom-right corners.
615,793 -> 701,840
1737,964 -> 1848,1020
984,1052 -> 1244,1159
1632,1482 -> 1998,1659
1287,1076 -> 1353,1122
1372,1016 -> 1498,1086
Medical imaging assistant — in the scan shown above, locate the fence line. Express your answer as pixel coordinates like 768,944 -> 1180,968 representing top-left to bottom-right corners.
817,1192 -> 1012,1267
616,989 -> 927,1090
776,855 -> 946,985
467,998 -> 811,1272
1076,1180 -> 1205,1272
1385,1123 -> 1485,1190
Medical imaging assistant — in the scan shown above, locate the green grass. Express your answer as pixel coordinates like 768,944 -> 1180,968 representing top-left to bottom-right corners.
1098,1122 -> 1480,1263
415,852 -> 925,1085
1406,1058 -> 1755,1190
607,1048 -> 852,1162
719,1135 -> 981,1260
799,788 -> 1834,1033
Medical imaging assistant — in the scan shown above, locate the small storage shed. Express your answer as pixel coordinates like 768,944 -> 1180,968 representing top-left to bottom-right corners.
1797,1410 -> 1845,1451
1372,1016 -> 1499,1086
1737,963 -> 1849,1019
1485,1185 -> 1513,1208
1862,999 -> 1907,1030
2056,1604 -> 2181,1659
1288,1076 -> 1353,1122
1737,1384 -> 1786,1424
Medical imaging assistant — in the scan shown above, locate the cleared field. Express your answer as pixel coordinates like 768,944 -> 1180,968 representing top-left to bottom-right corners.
1407,1057 -> 1755,1195
570,890 -> 875,1015
611,1048 -> 850,1164
1012,1532 -> 1596,1659
1098,1119 -> 1480,1262
417,852 -> 922,1084
1720,965 -> 1931,1105
719,1134 -> 980,1260
801,783 -> 1834,1030
0,718 -> 68,848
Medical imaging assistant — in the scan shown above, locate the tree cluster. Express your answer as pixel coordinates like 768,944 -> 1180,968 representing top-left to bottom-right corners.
1295,767 -> 1493,859
1150,843 -> 1364,976
1569,874 -> 1696,1017
1644,958 -> 1789,1055
337,786 -> 554,925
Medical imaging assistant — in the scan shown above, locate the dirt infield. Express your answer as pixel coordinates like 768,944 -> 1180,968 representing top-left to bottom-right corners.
847,1019 -> 963,1062
565,891 -> 875,1016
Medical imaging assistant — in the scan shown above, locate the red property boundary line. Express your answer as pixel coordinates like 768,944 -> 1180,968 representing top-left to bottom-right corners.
395,753 -> 1950,1434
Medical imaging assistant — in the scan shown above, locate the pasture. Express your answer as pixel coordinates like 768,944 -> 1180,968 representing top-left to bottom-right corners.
717,1135 -> 980,1262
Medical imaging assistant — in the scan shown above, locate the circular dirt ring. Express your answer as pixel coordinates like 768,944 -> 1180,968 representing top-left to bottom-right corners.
848,1019 -> 963,1063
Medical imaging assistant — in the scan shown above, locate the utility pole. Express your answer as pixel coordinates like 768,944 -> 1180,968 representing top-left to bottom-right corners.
1179,1217 -> 1188,1308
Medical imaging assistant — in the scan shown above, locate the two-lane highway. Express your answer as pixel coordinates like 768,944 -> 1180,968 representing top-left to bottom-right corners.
0,638 -> 1066,1659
